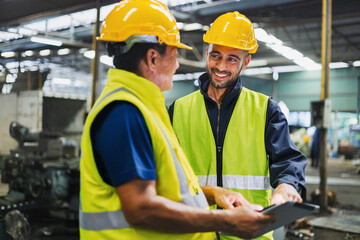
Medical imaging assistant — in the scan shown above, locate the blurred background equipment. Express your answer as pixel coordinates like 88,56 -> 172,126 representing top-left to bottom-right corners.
0,121 -> 79,239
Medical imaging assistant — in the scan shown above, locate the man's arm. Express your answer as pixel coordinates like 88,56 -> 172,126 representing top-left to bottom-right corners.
117,178 -> 276,238
265,99 -> 307,204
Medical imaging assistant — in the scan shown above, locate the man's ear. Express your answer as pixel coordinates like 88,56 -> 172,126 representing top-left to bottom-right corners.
145,48 -> 158,71
242,54 -> 251,70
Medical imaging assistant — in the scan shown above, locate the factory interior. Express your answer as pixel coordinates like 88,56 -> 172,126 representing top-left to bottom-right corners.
0,0 -> 360,239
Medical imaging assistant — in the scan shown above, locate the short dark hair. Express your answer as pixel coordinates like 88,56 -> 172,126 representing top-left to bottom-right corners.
106,42 -> 167,72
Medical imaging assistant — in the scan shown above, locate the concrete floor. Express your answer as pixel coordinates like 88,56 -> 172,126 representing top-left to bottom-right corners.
289,157 -> 360,240
0,157 -> 359,239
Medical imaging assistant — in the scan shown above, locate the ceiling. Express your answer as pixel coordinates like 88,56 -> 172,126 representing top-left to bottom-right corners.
0,0 -> 360,77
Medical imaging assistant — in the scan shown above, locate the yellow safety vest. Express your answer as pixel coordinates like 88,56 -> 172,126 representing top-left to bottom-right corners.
173,87 -> 273,240
80,69 -> 216,240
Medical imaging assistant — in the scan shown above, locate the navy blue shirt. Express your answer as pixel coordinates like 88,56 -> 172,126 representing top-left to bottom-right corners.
91,101 -> 156,187
169,73 -> 307,194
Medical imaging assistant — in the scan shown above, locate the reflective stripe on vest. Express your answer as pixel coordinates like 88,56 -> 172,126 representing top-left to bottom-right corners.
80,87 -> 208,231
197,175 -> 271,190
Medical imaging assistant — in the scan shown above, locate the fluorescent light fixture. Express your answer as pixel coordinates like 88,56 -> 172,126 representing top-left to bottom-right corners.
0,31 -> 21,42
243,67 -> 272,75
353,60 -> 360,67
173,74 -> 185,81
294,57 -> 321,70
272,65 -> 304,73
7,28 -> 18,33
52,77 -> 72,85
167,0 -> 202,7
100,55 -> 114,67
18,28 -> 38,36
5,73 -> 16,83
268,44 -> 303,60
24,50 -> 34,56
31,36 -> 62,46
84,50 -> 95,59
172,72 -> 203,81
255,28 -> 283,45
194,79 -> 199,87
255,27 -> 322,70
247,59 -> 268,68
6,62 -> 20,69
202,25 -> 210,31
329,62 -> 349,69
58,48 -> 71,55
1,51 -> 16,58
183,23 -> 203,31
39,49 -> 51,56
176,22 -> 185,30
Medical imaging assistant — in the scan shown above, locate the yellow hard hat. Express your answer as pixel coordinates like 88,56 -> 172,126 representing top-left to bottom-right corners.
203,11 -> 258,53
98,0 -> 192,50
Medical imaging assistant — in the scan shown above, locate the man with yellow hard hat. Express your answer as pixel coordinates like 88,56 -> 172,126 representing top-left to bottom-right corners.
79,1 -> 276,239
169,12 -> 307,240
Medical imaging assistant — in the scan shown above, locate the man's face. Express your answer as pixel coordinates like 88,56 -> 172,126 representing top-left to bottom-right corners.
206,44 -> 250,89
156,46 -> 179,92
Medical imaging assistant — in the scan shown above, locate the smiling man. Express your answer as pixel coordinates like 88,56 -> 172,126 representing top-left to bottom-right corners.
169,12 -> 307,240
80,3 -> 276,240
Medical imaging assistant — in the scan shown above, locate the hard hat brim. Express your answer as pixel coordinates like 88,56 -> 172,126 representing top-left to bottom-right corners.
175,42 -> 193,50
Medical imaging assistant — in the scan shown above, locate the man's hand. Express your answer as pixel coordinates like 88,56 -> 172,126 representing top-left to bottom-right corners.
270,183 -> 302,205
213,187 -> 250,209
224,204 -> 277,239
201,186 -> 260,209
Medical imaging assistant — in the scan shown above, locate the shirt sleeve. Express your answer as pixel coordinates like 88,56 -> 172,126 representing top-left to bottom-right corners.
91,101 -> 156,187
265,99 -> 307,192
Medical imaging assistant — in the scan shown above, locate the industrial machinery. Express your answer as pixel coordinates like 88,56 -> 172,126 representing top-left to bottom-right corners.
0,121 -> 80,239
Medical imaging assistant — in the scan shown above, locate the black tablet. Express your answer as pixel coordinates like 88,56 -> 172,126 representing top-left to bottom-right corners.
254,202 -> 319,238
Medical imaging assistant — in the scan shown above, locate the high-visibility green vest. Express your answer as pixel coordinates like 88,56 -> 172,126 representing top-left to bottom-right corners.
173,87 -> 273,240
80,69 -> 216,240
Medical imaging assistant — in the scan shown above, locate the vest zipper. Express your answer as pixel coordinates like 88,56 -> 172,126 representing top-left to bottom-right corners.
216,103 -> 223,188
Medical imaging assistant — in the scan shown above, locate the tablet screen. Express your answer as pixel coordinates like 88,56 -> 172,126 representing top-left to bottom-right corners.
254,202 -> 319,238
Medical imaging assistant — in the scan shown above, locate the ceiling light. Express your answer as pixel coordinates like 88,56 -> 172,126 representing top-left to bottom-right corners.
39,49 -> 51,56
329,62 -> 349,69
176,22 -> 185,30
268,44 -> 303,60
24,50 -> 34,57
247,59 -> 268,68
58,48 -> 71,55
100,55 -> 114,67
79,48 -> 89,54
6,62 -> 19,69
255,28 -> 283,45
18,28 -> 38,36
0,31 -> 21,41
272,65 -> 304,73
183,23 -> 203,31
243,67 -> 272,75
83,50 -> 95,59
1,51 -> 16,58
166,0 -> 201,7
31,36 -> 62,46
293,57 -> 321,70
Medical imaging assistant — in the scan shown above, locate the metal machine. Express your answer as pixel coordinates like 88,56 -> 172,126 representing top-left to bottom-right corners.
0,121 -> 80,240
